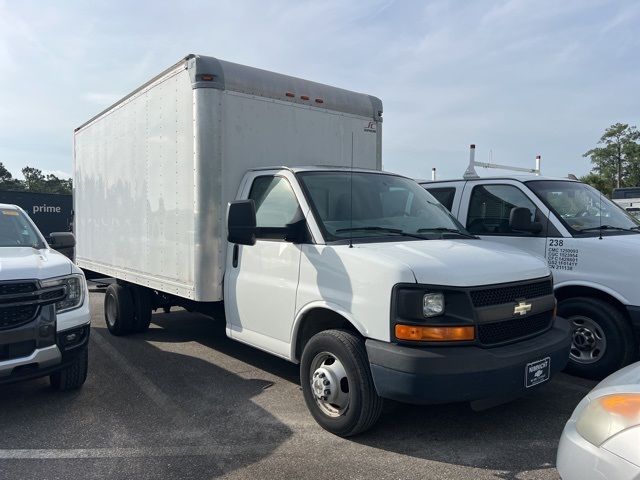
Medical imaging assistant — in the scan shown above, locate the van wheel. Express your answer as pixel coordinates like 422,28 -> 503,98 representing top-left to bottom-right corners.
104,284 -> 135,335
50,347 -> 88,391
300,329 -> 383,437
131,286 -> 152,333
559,297 -> 636,380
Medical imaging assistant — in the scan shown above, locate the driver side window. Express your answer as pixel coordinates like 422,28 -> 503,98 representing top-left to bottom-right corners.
249,176 -> 302,229
467,184 -> 539,236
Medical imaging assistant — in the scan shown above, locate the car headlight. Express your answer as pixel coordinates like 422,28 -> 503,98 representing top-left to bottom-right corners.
41,274 -> 85,313
423,292 -> 445,317
576,394 -> 640,446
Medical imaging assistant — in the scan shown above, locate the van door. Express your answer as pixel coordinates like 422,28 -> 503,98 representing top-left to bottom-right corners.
459,180 -> 554,260
224,173 -> 305,359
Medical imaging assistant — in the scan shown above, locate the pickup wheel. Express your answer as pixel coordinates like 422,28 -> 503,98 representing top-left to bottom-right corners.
559,297 -> 636,380
300,329 -> 383,437
50,347 -> 88,391
131,286 -> 152,333
104,284 -> 135,335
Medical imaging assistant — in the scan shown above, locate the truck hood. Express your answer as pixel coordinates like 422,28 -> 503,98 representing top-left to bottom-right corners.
354,239 -> 549,287
0,247 -> 73,281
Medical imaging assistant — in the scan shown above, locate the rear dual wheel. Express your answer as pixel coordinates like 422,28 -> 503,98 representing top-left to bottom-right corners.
104,284 -> 151,335
300,329 -> 383,437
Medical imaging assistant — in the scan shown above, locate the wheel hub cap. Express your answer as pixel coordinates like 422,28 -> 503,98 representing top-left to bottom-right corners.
569,316 -> 607,364
309,352 -> 350,418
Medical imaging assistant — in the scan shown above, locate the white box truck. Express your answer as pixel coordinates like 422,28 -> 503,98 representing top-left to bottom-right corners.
75,55 -> 570,436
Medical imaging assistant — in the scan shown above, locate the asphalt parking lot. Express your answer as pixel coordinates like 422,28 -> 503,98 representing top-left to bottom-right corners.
0,284 -> 597,480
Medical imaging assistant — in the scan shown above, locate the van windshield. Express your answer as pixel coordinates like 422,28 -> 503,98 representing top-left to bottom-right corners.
528,180 -> 640,235
0,208 -> 46,248
297,171 -> 471,242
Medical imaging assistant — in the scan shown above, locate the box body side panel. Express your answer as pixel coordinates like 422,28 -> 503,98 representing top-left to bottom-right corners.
75,69 -> 198,299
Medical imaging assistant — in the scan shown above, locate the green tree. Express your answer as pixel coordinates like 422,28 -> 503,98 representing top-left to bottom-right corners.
0,162 -> 25,191
579,172 -> 610,193
21,166 -> 46,191
583,123 -> 640,194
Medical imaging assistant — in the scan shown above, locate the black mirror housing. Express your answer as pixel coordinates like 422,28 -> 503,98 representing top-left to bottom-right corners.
49,232 -> 76,249
509,207 -> 543,234
228,200 -> 257,246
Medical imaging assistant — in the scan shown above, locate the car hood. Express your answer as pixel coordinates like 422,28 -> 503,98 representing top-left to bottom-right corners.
354,239 -> 550,287
0,247 -> 73,281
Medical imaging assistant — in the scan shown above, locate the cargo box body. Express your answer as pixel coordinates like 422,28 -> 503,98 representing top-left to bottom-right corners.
74,55 -> 382,301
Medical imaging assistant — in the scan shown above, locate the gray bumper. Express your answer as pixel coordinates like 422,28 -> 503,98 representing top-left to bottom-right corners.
0,345 -> 61,378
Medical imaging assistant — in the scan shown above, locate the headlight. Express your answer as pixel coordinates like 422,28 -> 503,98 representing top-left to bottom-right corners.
576,394 -> 640,446
423,292 -> 444,317
41,274 -> 85,313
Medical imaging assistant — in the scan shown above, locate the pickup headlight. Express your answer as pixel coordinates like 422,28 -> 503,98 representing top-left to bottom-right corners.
576,394 -> 640,446
41,274 -> 85,313
423,292 -> 445,317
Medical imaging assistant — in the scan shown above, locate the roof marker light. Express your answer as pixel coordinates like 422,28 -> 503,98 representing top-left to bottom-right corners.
285,92 -> 295,98
315,98 -> 324,104
300,95 -> 310,101
201,74 -> 215,81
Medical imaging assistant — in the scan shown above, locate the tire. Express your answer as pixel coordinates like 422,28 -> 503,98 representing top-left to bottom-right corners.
163,306 -> 171,314
300,329 -> 383,437
104,284 -> 135,336
559,297 -> 636,380
131,286 -> 152,333
50,347 -> 88,391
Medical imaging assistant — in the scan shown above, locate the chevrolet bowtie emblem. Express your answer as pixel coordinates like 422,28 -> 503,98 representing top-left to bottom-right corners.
514,301 -> 532,316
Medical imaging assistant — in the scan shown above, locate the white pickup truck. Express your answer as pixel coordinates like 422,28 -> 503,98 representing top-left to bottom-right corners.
421,174 -> 640,379
74,55 -> 571,436
0,204 -> 90,390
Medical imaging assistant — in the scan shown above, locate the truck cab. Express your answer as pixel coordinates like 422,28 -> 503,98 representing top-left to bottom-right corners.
0,204 -> 90,390
223,167 -> 570,435
421,176 -> 640,379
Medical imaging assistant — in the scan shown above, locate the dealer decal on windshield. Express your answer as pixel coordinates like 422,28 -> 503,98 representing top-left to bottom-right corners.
1,209 -> 19,216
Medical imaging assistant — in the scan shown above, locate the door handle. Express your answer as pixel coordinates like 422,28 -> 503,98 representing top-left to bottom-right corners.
232,244 -> 239,268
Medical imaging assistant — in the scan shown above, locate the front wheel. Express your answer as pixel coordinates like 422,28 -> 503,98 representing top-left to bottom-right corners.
300,329 -> 383,437
559,297 -> 636,380
50,347 -> 88,391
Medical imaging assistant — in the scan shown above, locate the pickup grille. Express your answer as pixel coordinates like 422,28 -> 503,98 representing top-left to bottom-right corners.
470,279 -> 553,308
478,311 -> 553,345
0,280 -> 66,330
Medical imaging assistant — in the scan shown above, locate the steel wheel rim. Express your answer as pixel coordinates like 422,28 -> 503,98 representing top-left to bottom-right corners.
309,351 -> 350,418
569,315 -> 607,364
105,294 -> 117,328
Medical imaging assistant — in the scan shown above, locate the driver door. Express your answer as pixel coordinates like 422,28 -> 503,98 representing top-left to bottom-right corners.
224,173 -> 304,359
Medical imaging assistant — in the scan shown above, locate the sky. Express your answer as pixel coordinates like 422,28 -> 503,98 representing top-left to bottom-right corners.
0,0 -> 638,181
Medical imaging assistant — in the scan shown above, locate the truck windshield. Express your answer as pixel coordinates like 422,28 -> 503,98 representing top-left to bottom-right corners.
528,180 -> 640,235
297,171 -> 470,242
0,208 -> 46,248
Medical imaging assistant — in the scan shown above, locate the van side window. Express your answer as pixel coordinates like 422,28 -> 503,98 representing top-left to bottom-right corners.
249,176 -> 302,229
426,187 -> 456,211
467,184 -> 538,236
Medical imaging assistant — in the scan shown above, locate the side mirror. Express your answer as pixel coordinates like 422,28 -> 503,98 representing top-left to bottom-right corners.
49,232 -> 76,249
228,200 -> 257,246
509,207 -> 543,234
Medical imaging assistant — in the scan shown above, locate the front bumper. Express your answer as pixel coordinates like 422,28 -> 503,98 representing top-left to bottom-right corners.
366,317 -> 571,404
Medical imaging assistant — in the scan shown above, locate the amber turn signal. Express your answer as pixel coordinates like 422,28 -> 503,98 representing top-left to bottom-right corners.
395,324 -> 475,342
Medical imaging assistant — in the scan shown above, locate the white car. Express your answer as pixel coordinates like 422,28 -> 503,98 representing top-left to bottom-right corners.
557,361 -> 640,479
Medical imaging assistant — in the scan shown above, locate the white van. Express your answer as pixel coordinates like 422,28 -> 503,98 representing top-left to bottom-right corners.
421,175 -> 640,379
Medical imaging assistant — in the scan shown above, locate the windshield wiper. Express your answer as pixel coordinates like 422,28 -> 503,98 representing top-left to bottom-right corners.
335,226 -> 428,240
579,225 -> 640,234
417,227 -> 478,239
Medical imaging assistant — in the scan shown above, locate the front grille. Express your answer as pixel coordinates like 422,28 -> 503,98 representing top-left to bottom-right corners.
470,279 -> 553,308
478,311 -> 553,345
0,305 -> 39,329
0,282 -> 37,296
0,340 -> 37,361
